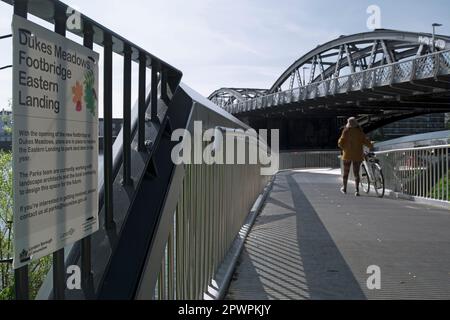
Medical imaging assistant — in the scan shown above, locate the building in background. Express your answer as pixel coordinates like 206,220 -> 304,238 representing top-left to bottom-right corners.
0,109 -> 12,150
369,113 -> 446,142
0,109 -> 12,134
98,118 -> 123,151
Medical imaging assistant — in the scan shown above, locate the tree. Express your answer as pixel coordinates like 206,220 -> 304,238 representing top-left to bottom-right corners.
1,99 -> 12,135
0,151 -> 52,300
0,151 -> 13,298
1,115 -> 12,135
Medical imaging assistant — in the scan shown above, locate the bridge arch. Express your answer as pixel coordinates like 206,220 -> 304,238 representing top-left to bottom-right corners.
207,29 -> 450,149
208,88 -> 269,109
270,29 -> 450,92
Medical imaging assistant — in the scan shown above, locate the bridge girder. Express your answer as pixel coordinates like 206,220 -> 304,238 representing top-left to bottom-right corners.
208,88 -> 269,109
270,29 -> 450,93
207,29 -> 450,149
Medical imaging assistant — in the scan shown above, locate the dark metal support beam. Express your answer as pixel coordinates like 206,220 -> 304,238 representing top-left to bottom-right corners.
13,0 -> 29,302
81,20 -> 94,293
138,53 -> 147,152
122,43 -> 132,186
151,61 -> 159,122
103,33 -> 114,229
52,2 -> 67,301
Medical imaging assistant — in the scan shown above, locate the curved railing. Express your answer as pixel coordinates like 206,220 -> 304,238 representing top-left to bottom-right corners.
225,50 -> 450,114
376,145 -> 449,202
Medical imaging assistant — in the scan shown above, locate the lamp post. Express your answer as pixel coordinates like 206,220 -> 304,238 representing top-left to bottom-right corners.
432,23 -> 443,52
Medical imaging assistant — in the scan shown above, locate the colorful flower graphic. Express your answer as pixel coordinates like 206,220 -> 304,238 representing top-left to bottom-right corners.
72,81 -> 83,112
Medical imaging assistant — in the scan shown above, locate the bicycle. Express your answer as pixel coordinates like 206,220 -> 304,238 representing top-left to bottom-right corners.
360,151 -> 385,198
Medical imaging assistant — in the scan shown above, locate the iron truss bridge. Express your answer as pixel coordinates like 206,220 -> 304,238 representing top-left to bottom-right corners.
208,30 -> 450,131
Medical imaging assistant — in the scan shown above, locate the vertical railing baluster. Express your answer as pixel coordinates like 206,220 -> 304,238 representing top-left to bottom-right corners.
168,227 -> 174,299
13,0 -> 29,302
81,21 -> 94,291
122,43 -> 132,185
429,150 -> 433,199
445,148 -> 450,201
161,66 -> 168,103
14,266 -> 28,300
52,3 -> 67,300
103,33 -> 114,229
176,191 -> 182,299
437,149 -> 440,200
151,61 -> 159,122
432,149 -> 435,199
415,151 -> 418,197
418,150 -> 426,197
138,53 -> 147,152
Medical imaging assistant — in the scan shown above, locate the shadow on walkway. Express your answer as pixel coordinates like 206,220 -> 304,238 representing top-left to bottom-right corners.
227,171 -> 365,299
286,172 -> 365,299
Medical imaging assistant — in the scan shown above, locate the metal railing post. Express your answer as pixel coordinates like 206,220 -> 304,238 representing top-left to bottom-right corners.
161,67 -> 168,103
151,61 -> 159,122
103,33 -> 114,229
81,21 -> 94,291
138,52 -> 147,152
14,267 -> 29,300
122,43 -> 132,186
52,3 -> 68,300
13,0 -> 30,302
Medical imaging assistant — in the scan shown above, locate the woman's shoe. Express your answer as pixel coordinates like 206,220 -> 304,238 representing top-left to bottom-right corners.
340,187 -> 346,194
355,191 -> 360,196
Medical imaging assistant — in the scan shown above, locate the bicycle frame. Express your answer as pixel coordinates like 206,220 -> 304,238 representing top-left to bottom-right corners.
362,157 -> 376,184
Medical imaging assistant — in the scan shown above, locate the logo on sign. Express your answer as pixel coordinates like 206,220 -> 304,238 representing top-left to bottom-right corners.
19,249 -> 31,263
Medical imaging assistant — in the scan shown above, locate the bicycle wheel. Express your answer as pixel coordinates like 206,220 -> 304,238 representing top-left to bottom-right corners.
372,163 -> 385,198
360,163 -> 370,194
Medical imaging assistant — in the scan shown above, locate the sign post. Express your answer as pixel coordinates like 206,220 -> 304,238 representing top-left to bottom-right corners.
12,16 -> 99,269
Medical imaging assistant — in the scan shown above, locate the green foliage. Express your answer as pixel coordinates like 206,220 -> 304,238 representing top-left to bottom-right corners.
0,151 -> 13,299
84,70 -> 96,116
1,115 -> 12,135
430,172 -> 449,201
0,151 -> 52,300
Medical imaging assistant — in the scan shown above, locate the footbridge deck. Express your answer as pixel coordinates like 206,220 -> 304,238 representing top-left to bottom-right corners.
227,169 -> 450,300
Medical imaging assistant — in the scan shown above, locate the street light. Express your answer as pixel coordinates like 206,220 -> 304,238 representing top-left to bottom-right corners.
432,23 -> 443,52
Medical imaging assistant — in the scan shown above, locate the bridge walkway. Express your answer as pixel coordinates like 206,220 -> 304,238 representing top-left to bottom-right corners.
226,169 -> 450,299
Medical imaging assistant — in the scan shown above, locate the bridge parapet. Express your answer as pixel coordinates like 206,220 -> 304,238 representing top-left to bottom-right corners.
137,84 -> 271,300
279,150 -> 341,170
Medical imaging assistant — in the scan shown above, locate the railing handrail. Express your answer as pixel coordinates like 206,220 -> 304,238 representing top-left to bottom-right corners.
376,144 -> 450,155
1,0 -> 182,79
279,149 -> 340,153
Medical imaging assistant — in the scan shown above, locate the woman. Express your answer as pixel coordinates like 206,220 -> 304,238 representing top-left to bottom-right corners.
338,117 -> 373,196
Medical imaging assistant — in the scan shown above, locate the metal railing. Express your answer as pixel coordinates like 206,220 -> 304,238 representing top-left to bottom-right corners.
279,150 -> 341,170
376,145 -> 449,202
131,92 -> 272,300
3,0 -> 182,300
154,160 -> 269,300
224,49 -> 450,114
2,0 -> 273,301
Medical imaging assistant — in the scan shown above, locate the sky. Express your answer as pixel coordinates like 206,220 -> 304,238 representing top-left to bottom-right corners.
1,0 -> 450,118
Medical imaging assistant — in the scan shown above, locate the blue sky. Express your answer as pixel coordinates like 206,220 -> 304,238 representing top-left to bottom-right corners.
1,0 -> 449,117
